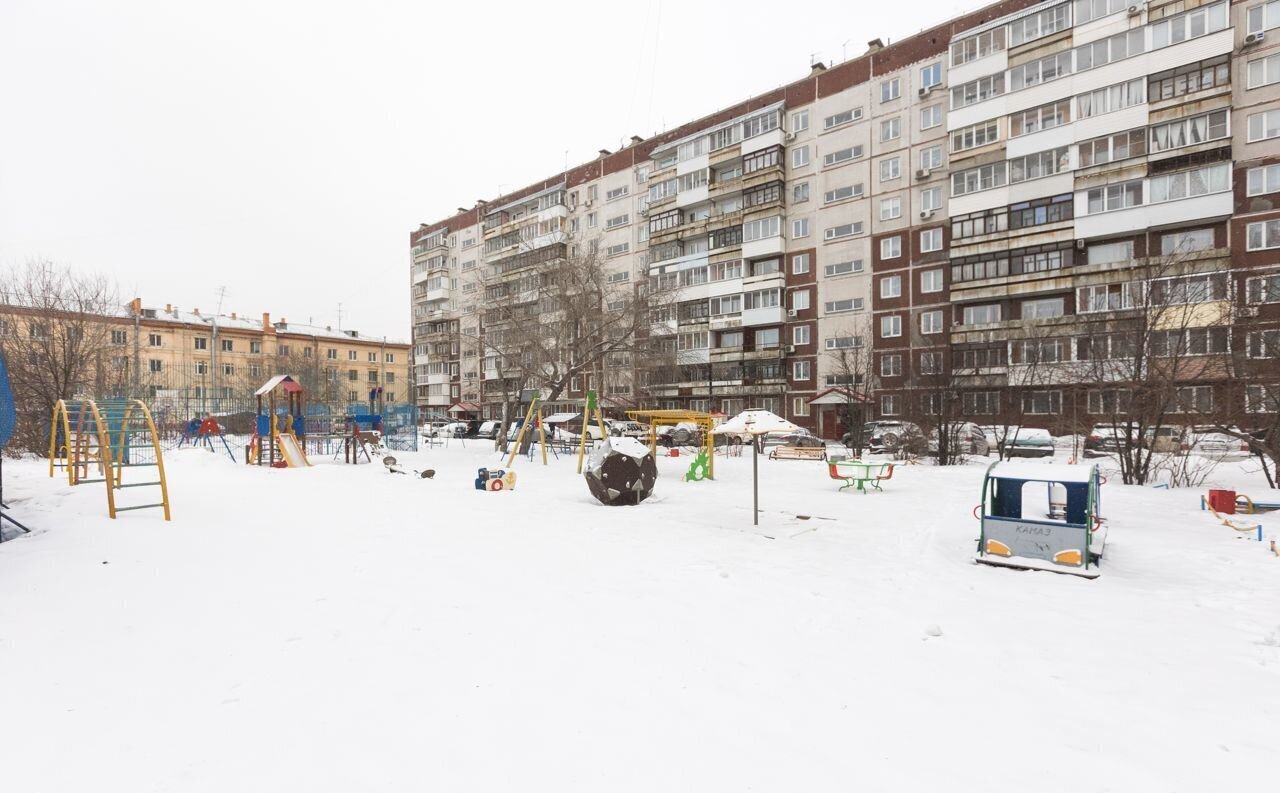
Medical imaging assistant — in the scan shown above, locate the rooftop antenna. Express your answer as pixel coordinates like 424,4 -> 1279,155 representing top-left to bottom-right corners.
337,302 -> 344,332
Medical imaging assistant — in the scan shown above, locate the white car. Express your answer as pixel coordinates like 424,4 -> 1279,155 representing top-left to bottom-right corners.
1184,426 -> 1252,460
424,421 -> 467,438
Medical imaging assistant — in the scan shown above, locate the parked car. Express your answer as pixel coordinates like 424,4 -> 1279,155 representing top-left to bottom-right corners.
424,421 -> 468,438
1084,424 -> 1141,457
1183,426 -> 1252,460
981,425 -> 1055,458
552,421 -> 605,442
474,420 -> 501,440
604,419 -> 648,438
849,421 -> 925,454
761,430 -> 825,449
928,421 -> 990,456
656,422 -> 701,447
1148,425 -> 1183,454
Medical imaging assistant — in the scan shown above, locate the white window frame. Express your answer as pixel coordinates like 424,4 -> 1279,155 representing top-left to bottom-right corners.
881,78 -> 901,102
1247,164 -> 1280,197
920,228 -> 942,253
920,269 -> 943,293
880,197 -> 902,220
791,253 -> 811,274
792,145 -> 810,168
920,310 -> 943,335
880,157 -> 901,182
880,275 -> 902,299
921,104 -> 942,130
880,236 -> 902,259
1247,109 -> 1280,143
793,361 -> 812,381
880,314 -> 902,338
792,218 -> 810,239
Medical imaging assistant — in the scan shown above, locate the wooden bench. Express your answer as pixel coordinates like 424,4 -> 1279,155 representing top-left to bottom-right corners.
769,445 -> 827,461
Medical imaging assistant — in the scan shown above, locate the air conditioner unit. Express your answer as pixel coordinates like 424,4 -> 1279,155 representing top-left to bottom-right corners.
1075,239 -> 1086,250
919,209 -> 934,220
784,131 -> 797,142
1244,31 -> 1266,45
639,207 -> 648,217
785,345 -> 796,354
583,200 -> 593,208
787,309 -> 799,318
1239,305 -> 1259,318
918,85 -> 936,97
1127,5 -> 1140,16
915,168 -> 930,180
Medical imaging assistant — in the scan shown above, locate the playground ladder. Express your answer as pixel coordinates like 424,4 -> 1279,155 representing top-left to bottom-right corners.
49,398 -> 171,520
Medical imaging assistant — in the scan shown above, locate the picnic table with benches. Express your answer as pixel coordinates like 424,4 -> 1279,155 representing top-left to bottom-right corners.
828,459 -> 894,493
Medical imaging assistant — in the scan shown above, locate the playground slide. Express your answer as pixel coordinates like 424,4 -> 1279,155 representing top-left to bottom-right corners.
275,432 -> 311,467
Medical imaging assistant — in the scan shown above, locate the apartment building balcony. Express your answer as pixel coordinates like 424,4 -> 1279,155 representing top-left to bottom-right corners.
707,208 -> 744,231
424,372 -> 451,386
1074,190 -> 1232,240
710,143 -> 742,167
675,184 -> 709,209
709,313 -> 742,331
742,128 -> 784,156
742,305 -> 785,327
741,235 -> 784,259
422,394 -> 451,408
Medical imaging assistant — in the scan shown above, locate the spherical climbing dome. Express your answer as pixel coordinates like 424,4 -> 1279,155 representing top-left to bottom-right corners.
584,437 -> 657,506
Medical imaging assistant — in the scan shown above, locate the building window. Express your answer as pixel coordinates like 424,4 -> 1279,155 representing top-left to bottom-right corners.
880,236 -> 902,259
1170,386 -> 1214,414
921,105 -> 942,130
921,187 -> 942,212
1161,228 -> 1215,256
148,359 -> 162,373
1247,164 -> 1280,197
1078,78 -> 1146,119
921,270 -> 943,293
220,339 -> 233,352
1009,147 -> 1068,183
920,62 -> 942,89
792,146 -> 810,168
792,218 -> 810,239
148,333 -> 162,347
744,215 -> 781,241
823,108 -> 862,129
1149,163 -> 1231,204
920,352 -> 943,375
824,184 -> 864,204
824,259 -> 863,277
824,222 -> 863,241
1022,297 -> 1065,320
1248,0 -> 1280,33
1022,390 -> 1062,415
881,78 -> 900,102
951,120 -> 998,152
1247,274 -> 1280,304
823,145 -> 864,167
880,117 -> 900,142
1078,283 -> 1137,313
1248,109 -> 1280,143
962,304 -> 1002,325
111,330 -> 127,345
792,290 -> 810,311
1247,220 -> 1280,251
793,325 -> 811,346
950,73 -> 1004,109
793,182 -> 810,203
880,197 -> 902,220
1086,180 -> 1143,214
1246,384 -> 1279,415
920,311 -> 943,335
791,109 -> 809,132
1010,3 -> 1070,46
1148,57 -> 1227,102
880,394 -> 900,416
880,354 -> 902,377
755,327 -> 780,348
194,337 -> 208,350
1149,2 -> 1228,50
793,361 -> 811,381
879,158 -> 901,182
880,315 -> 902,338
194,361 -> 208,375
793,397 -> 811,417
950,27 -> 1004,66
1010,100 -> 1072,138
963,391 -> 1000,415
792,253 -> 811,274
919,146 -> 942,172
825,298 -> 864,315
920,228 -> 942,253
1073,0 -> 1129,25
951,162 -> 1006,196
1010,51 -> 1072,91
880,275 -> 902,299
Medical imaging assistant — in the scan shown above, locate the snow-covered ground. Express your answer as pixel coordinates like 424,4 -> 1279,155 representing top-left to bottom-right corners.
1,442 -> 1278,792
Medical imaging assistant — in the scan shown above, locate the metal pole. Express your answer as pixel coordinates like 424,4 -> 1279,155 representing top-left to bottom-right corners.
753,435 -> 759,526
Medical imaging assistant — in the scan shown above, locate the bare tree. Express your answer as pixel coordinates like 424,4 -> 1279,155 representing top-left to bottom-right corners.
1072,249 -> 1231,485
0,261 -> 120,453
824,318 -> 876,455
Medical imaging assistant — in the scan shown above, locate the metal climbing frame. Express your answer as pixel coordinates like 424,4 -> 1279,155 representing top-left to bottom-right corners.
626,409 -> 718,481
49,398 -> 171,520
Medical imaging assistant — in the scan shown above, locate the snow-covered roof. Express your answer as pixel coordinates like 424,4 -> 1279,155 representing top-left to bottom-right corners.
989,461 -> 1096,484
713,409 -> 801,435
127,304 -> 408,346
254,375 -> 301,396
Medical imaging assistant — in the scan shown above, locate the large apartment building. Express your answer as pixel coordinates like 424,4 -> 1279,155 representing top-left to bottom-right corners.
0,296 -> 410,417
411,0 -> 1279,437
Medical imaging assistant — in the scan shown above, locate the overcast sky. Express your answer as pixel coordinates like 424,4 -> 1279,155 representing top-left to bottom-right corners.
0,0 -> 965,340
